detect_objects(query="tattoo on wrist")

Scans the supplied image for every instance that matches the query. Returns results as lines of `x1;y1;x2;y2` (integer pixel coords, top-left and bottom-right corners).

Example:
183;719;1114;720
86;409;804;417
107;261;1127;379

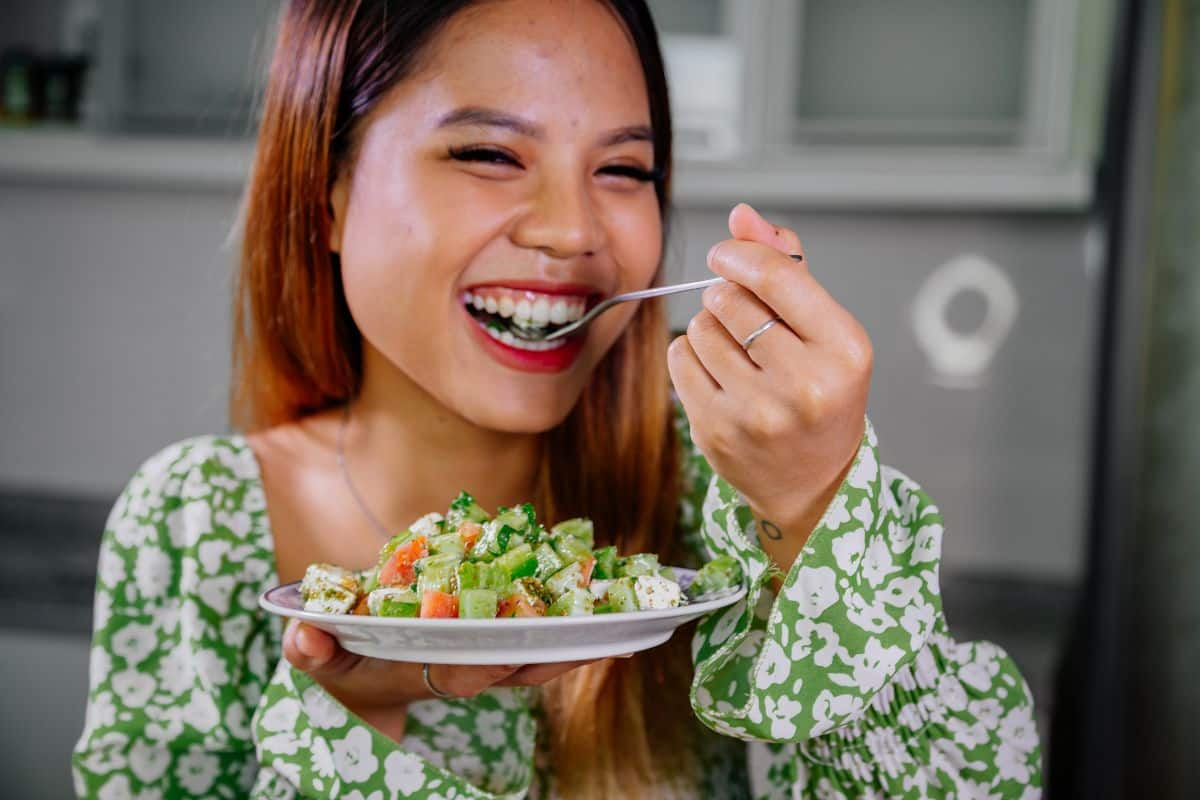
760;519;783;541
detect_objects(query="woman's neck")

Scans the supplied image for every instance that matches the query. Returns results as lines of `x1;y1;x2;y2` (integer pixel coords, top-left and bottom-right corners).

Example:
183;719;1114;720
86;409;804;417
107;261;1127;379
346;346;544;528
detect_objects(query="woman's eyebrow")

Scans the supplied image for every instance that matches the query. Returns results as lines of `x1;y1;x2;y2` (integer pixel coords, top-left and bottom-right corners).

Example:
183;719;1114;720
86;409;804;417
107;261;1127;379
436;106;653;147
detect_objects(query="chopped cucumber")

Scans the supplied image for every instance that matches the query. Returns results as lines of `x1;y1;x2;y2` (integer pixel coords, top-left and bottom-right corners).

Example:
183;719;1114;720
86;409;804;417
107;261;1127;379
494;542;538;581
428;532;466;558
458;588;499;619
606;577;638;612
446;491;490;529
545;560;586;599
616;552;659;578
415;553;461;595
547;588;594;616
534;542;565;580
494;505;532;532
456;561;508;592
471;518;512;559
591;545;618;579
370;588;420;617
686;555;743;599
551;532;593;565
550;517;594;548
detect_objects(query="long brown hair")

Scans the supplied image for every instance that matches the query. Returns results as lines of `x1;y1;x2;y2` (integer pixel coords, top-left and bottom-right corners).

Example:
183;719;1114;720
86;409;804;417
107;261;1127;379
233;1;696;796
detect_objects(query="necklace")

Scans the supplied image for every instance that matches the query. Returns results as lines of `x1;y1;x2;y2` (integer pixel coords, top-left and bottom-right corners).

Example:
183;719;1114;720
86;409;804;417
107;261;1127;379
336;403;393;539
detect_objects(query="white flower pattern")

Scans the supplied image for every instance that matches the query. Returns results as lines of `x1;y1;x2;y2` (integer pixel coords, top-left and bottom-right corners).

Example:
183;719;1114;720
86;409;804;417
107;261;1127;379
72;421;1041;799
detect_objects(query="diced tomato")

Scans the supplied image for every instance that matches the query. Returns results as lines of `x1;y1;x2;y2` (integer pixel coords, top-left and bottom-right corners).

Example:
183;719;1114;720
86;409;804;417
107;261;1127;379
378;536;428;587
579;557;596;587
458;521;483;552
420;589;459;618
351;595;370;616
497;595;547;618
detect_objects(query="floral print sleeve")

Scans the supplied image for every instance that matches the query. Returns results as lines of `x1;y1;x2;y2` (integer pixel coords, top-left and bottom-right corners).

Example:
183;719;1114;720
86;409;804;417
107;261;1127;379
677;412;1044;798
72;437;280;798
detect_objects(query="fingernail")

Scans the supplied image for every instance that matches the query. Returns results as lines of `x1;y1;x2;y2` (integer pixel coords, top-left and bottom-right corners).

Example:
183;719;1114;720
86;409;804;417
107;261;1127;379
707;243;722;264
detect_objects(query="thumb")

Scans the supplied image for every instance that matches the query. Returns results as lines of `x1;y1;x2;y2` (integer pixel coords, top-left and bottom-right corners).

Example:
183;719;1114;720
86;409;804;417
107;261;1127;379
283;621;340;673
728;202;803;257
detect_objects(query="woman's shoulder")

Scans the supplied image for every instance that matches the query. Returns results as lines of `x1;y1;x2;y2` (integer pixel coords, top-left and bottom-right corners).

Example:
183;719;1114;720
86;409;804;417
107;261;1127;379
128;433;260;488
105;433;270;561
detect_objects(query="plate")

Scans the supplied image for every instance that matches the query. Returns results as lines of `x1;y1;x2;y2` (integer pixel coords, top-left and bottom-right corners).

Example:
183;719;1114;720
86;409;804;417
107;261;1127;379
259;568;746;664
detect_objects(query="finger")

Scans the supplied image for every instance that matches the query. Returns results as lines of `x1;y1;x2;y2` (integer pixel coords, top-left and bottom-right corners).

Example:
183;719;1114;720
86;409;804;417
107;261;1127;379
707;240;857;345
684;309;759;387
701;280;801;369
283;621;363;682
728;202;803;257
667;333;720;414
428;663;522;698
283;621;337;671
495;659;596;686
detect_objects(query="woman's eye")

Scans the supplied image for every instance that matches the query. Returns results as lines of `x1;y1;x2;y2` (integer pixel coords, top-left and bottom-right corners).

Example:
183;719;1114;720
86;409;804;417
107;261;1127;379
448;147;522;168
597;164;660;183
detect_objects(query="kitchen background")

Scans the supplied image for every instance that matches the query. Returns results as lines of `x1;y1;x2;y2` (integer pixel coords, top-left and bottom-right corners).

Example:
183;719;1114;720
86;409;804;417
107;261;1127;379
0;0;1192;798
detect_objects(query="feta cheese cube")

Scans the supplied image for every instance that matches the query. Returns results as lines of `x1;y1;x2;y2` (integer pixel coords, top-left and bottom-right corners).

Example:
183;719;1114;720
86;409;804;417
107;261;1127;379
408;512;444;539
633;574;683;610
300;563;360;615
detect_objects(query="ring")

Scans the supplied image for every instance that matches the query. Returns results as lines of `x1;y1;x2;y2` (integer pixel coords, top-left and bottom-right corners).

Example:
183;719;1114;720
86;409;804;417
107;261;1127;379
741;316;783;351
422;662;452;699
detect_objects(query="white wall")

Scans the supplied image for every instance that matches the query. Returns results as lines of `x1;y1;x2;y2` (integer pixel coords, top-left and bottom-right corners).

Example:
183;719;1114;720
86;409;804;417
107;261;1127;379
0;182;237;494
0;178;1097;579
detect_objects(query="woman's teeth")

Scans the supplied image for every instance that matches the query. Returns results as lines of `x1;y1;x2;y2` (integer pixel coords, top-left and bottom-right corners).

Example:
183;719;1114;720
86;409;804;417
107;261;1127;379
463;288;587;336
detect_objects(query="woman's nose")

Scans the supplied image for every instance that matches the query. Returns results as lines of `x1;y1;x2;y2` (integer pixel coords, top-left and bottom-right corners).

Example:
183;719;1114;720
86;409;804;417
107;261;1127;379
509;172;603;259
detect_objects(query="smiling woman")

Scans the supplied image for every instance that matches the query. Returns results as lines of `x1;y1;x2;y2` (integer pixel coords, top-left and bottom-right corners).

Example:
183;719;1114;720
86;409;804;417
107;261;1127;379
71;1;1042;799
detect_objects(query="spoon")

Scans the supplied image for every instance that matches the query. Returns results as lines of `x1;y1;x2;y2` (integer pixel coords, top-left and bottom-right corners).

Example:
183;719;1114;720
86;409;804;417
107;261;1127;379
528;253;802;342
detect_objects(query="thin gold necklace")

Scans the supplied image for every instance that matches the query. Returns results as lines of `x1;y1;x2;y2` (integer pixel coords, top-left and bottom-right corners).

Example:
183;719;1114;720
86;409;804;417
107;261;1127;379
335;403;393;539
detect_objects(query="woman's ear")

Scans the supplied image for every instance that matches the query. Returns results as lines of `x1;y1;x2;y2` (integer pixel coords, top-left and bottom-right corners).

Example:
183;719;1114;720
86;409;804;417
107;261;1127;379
329;174;349;254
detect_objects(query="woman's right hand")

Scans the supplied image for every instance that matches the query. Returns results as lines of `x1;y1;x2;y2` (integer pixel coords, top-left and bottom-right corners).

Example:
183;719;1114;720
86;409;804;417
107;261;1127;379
283;621;603;741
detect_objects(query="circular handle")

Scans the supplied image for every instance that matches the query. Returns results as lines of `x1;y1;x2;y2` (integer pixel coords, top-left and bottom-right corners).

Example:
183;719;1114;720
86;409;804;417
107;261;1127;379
911;255;1019;387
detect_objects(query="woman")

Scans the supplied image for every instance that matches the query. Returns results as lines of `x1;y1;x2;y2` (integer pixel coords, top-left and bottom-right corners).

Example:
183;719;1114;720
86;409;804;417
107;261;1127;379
72;1;1042;797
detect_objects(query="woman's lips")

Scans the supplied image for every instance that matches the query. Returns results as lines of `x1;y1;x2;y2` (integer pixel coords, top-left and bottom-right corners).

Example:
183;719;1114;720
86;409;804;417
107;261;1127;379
462;306;585;373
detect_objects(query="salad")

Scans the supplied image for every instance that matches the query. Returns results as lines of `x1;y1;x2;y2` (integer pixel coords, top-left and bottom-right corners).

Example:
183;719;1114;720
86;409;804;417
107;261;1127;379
299;491;742;619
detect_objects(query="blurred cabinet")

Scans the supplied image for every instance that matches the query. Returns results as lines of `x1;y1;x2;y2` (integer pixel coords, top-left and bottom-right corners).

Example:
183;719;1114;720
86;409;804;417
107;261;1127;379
5;0;1114;209
649;0;1115;207
93;0;280;135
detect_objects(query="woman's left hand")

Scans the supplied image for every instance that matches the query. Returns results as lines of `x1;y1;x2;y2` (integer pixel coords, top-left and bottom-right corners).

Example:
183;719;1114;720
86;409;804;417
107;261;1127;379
668;203;872;568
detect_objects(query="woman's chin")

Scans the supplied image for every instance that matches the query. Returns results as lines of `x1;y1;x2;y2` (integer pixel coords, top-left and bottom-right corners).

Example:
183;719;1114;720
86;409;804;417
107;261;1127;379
461;392;580;436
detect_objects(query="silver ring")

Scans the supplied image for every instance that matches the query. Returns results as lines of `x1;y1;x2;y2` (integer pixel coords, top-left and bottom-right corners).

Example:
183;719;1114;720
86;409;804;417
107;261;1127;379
741;316;782;351
422;662;452;699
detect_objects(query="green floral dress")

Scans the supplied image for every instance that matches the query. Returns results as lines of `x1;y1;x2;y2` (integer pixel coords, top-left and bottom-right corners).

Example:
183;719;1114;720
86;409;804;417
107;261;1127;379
73;418;1042;799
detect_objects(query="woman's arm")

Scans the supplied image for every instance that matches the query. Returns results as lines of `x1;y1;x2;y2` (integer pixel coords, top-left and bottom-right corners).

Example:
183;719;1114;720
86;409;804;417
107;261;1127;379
72;438;279;798
677;417;1043;797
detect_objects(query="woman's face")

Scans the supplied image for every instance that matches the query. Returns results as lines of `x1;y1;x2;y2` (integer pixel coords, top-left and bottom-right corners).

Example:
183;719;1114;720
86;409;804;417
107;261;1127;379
331;0;663;433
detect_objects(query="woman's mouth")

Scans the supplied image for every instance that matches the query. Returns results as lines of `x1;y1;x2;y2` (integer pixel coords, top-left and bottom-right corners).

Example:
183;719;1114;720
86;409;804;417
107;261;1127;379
461;286;591;350
461;284;594;372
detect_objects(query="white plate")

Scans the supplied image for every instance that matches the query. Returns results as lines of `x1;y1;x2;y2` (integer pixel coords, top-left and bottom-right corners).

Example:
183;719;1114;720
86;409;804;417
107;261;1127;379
259;568;745;664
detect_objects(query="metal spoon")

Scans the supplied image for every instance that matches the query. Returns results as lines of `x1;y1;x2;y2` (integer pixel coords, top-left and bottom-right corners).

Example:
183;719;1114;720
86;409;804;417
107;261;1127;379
525;253;802;342
523;276;724;342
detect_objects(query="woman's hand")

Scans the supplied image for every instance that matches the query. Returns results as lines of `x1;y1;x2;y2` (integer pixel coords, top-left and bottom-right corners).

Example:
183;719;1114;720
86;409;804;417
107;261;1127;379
667;203;872;571
284;622;602;742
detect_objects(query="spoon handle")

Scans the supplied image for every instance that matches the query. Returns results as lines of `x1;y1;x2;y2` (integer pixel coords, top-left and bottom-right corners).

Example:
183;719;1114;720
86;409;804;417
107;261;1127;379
542;277;725;341
610;276;725;303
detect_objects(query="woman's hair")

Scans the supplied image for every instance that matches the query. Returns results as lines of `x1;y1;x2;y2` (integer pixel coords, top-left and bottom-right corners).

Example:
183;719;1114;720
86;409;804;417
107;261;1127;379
233;1;696;796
